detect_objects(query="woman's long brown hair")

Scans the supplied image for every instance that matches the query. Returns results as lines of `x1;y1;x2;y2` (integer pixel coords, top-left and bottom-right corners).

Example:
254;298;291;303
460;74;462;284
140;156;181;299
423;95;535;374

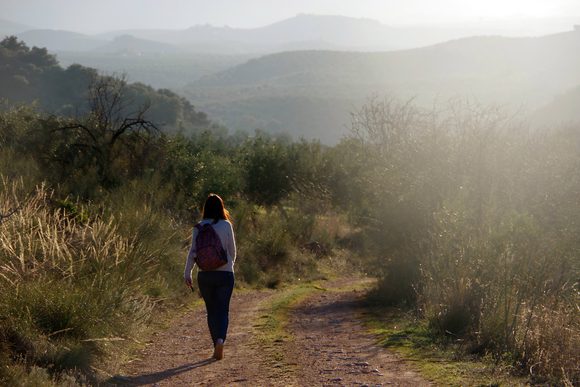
202;193;232;224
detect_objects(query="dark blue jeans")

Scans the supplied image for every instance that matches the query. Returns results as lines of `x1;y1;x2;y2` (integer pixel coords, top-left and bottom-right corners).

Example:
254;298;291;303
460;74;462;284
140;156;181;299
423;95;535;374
197;271;234;345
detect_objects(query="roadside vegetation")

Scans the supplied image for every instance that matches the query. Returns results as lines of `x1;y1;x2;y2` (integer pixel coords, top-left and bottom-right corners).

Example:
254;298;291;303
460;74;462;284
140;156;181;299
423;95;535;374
0;37;578;385
352;98;579;385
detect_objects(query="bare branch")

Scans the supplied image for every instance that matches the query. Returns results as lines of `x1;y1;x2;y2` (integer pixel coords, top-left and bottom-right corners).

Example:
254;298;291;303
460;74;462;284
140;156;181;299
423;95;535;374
53;123;98;145
0;207;19;224
0;189;34;225
110;117;158;146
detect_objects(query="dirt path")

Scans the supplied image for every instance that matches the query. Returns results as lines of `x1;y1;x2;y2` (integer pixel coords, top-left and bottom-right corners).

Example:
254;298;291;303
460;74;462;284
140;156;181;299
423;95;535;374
110;290;279;386
110;278;430;386
285;279;429;386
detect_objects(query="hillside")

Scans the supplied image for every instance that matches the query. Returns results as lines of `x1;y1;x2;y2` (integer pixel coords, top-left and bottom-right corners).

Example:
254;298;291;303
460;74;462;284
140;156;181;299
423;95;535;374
17;29;106;51
183;28;580;143
196;31;580;89
56;51;252;89
0;37;211;135
532;84;580;126
93;34;178;54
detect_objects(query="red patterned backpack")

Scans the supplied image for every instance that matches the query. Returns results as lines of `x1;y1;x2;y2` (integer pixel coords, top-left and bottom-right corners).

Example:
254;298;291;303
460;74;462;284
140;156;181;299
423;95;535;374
194;223;228;270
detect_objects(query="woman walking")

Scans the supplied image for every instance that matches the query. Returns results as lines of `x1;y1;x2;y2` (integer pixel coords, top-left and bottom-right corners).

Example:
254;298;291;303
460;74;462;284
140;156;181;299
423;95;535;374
184;193;236;360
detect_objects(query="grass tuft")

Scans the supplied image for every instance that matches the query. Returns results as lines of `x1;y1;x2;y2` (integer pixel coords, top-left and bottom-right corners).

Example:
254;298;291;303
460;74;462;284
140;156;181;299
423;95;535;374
364;304;528;386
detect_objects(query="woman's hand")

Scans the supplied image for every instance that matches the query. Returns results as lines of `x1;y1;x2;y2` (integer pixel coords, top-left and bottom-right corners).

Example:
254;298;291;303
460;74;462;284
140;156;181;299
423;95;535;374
185;277;193;288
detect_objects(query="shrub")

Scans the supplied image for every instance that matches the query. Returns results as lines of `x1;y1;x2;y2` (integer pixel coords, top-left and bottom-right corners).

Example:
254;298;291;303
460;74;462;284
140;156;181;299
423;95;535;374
230;201;323;287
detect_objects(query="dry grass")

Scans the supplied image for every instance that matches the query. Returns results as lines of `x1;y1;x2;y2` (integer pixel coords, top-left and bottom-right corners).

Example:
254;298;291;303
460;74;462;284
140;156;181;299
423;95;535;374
521;304;580;384
0;177;183;385
348;99;580;384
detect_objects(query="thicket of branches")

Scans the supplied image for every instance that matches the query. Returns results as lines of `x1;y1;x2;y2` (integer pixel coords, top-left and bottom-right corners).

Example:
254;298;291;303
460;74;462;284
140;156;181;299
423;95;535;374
347;97;579;384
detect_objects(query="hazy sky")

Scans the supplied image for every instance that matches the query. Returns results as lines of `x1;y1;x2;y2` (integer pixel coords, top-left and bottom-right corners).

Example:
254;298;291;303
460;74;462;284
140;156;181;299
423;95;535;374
2;0;580;33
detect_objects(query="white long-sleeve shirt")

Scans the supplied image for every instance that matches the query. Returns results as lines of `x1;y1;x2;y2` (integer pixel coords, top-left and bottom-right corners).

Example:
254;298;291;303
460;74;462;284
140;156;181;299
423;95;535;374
184;219;236;280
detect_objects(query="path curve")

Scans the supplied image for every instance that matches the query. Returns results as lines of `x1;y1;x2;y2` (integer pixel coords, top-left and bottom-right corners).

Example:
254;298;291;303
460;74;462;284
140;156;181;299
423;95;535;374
110;278;430;386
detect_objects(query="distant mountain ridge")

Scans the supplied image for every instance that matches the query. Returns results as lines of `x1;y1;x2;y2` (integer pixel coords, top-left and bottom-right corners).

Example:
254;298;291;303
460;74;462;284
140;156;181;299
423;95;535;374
8;14;400;54
195;28;580;94
12;14;580;55
96;14;399;52
184;28;580;143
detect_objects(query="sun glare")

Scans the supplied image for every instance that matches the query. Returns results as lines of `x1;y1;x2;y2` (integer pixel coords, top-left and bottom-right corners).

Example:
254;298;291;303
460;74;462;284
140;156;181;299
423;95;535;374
451;0;560;20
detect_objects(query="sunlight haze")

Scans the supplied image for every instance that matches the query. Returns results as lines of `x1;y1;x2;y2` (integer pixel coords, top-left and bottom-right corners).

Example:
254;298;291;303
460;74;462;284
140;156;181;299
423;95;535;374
1;0;579;33
1;0;580;384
